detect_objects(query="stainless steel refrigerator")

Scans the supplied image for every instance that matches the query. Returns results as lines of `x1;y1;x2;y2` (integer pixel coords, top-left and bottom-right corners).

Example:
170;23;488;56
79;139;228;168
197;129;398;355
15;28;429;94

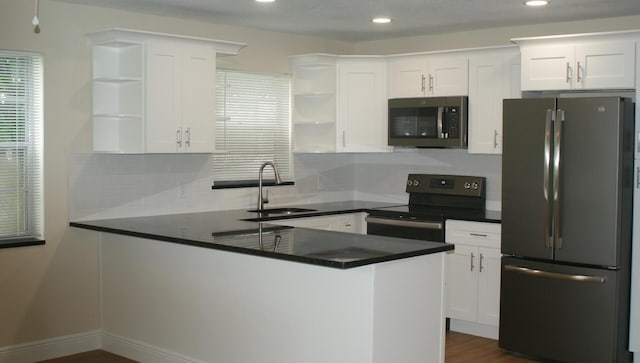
500;97;634;363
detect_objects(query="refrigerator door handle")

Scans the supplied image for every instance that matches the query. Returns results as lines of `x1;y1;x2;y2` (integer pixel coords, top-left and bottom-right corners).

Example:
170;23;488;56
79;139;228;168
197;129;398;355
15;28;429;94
544;109;553;249
504;265;606;284
437;106;444;139
553;109;564;250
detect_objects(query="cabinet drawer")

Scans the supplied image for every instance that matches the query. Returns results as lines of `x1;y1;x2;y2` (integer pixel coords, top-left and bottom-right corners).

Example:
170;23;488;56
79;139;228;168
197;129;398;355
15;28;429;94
446;220;501;248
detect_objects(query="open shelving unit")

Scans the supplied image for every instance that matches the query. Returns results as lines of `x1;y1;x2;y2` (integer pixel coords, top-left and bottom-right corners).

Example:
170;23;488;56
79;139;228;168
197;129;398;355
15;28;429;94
290;55;337;153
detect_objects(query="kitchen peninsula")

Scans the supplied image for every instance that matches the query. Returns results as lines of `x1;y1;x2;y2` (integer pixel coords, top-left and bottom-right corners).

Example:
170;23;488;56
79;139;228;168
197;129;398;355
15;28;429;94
70;201;453;363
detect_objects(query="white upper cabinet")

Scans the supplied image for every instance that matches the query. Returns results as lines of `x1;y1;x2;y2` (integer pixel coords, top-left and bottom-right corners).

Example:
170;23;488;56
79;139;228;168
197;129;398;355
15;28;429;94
337;58;389;152
468;48;521;154
387;55;468;98
290;55;390;153
145;40;216;153
89;29;245;153
515;32;636;91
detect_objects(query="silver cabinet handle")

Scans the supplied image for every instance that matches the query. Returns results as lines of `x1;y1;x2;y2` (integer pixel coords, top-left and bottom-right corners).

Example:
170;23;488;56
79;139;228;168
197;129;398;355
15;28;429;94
185;127;191;147
421;74;426;93
636;166;640;189
637;131;640;154
493;130;499;148
565;61;571;83
428;74;434;92
342;130;346;148
470;233;488;237
504;265;605;284
176;127;182;147
576;61;582;83
479;253;484;272
470;252;475;271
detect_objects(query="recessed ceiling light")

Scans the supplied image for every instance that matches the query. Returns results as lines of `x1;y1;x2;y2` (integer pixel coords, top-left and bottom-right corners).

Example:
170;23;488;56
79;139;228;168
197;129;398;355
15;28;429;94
372;17;391;24
524;0;549;6
256;0;275;3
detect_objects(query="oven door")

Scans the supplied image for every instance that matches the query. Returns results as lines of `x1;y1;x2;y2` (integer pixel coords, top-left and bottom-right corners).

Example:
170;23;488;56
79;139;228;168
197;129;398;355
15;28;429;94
365;215;445;242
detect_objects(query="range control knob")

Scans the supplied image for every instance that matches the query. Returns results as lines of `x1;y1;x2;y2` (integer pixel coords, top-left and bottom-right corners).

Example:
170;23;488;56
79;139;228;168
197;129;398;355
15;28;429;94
413;179;420;187
407;179;413;186
472;182;479;190
464;182;471;189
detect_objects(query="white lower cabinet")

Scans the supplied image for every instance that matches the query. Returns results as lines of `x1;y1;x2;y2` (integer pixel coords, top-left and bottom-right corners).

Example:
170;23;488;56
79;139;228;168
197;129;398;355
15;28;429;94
445;219;501;339
271;213;366;234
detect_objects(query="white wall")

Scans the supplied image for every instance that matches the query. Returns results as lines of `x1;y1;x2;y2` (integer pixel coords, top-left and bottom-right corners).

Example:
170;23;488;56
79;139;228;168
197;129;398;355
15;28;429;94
1;0;639;351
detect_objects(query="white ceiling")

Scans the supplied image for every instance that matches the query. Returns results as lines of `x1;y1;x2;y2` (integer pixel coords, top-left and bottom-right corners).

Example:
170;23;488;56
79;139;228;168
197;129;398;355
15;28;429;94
56;0;640;42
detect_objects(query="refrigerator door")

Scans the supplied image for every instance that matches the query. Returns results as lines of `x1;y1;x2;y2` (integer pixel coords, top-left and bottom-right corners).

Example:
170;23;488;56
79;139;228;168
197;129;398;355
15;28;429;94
499;257;627;363
502;98;556;259
554;97;627;267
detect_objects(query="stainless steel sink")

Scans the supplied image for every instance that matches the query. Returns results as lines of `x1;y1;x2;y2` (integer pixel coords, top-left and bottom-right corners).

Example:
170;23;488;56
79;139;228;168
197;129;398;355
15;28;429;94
246;207;317;215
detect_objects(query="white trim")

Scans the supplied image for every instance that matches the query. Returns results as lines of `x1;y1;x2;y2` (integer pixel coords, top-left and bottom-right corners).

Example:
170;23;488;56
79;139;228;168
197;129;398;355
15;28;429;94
0;330;101;363
449;319;499;340
101;331;206;363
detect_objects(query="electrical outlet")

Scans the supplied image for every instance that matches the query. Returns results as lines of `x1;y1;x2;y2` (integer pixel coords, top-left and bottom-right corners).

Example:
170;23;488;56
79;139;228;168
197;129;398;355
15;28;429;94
178;182;187;199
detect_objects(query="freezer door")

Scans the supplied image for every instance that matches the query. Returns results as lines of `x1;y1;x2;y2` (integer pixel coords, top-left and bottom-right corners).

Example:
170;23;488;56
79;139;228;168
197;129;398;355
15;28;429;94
554;97;629;267
499;257;629;363
502;98;556;259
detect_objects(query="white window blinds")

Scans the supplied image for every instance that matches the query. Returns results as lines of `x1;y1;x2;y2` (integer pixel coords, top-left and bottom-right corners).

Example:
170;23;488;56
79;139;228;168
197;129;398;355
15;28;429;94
0;51;43;241
213;69;292;184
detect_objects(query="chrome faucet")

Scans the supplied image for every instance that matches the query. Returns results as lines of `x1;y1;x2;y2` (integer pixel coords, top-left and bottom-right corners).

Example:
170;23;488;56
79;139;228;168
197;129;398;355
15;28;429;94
257;161;283;211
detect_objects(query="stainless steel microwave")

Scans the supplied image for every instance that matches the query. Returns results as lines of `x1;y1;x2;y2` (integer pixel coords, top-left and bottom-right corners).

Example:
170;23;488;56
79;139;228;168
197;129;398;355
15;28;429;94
388;96;468;148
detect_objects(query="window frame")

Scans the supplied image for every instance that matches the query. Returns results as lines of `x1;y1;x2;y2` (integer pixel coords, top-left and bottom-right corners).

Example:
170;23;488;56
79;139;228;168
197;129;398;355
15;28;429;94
212;68;293;189
0;50;44;248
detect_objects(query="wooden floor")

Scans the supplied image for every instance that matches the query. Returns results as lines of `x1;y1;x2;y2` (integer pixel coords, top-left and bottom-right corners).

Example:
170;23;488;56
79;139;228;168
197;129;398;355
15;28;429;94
36;350;137;363
37;331;539;363
445;331;541;363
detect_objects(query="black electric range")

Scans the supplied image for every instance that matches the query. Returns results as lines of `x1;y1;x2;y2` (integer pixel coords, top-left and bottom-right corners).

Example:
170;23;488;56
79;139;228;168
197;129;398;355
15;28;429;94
366;174;486;242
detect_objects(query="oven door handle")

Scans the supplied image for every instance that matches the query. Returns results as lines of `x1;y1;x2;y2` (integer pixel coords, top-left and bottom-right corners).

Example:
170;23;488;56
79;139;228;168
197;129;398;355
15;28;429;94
365;216;443;230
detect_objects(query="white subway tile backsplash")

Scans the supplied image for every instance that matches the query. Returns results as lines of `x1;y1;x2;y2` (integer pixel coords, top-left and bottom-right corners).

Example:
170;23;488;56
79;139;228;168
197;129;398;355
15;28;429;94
68;148;503;220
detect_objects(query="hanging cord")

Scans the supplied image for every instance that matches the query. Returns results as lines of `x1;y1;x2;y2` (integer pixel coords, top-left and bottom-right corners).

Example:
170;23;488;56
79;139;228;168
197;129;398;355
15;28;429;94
32;0;40;34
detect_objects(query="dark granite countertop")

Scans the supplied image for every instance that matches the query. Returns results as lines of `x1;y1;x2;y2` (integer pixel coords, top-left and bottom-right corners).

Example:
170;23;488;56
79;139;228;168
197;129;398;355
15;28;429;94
69;200;504;269
70;201;455;269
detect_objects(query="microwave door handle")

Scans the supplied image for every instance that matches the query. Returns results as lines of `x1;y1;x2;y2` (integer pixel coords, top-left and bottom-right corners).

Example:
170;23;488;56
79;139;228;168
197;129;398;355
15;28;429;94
437;106;444;139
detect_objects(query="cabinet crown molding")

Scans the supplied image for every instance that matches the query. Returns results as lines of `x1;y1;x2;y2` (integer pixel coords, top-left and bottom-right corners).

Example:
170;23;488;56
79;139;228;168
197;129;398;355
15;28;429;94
511;29;640;45
88;28;246;55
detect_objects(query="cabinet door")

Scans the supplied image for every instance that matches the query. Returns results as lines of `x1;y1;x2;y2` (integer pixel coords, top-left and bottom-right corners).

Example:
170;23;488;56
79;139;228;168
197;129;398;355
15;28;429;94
386;57;428;98
446;245;478;321
476;247;500;326
181;45;216;153
468;55;502;154
429;56;468;96
468;52;520;154
146;40;182;153
520;45;574;91
575;41;635;90
337;59;388;153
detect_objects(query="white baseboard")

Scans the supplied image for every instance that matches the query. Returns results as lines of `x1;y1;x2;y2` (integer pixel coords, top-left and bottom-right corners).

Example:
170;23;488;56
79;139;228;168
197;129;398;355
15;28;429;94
101;331;206;363
449;319;499;340
0;330;101;363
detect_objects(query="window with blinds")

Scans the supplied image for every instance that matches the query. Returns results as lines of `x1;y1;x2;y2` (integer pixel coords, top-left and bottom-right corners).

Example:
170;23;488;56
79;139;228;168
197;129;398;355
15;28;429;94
213;69;292;186
0;51;43;244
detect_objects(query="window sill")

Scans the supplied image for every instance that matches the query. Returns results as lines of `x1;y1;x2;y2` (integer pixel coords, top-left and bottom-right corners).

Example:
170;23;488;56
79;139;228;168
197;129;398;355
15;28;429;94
211;181;295;190
0;237;46;249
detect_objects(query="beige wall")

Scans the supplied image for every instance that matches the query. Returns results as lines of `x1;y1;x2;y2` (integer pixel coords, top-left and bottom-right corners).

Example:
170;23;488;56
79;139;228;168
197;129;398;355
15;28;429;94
0;0;351;347
0;0;638;348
